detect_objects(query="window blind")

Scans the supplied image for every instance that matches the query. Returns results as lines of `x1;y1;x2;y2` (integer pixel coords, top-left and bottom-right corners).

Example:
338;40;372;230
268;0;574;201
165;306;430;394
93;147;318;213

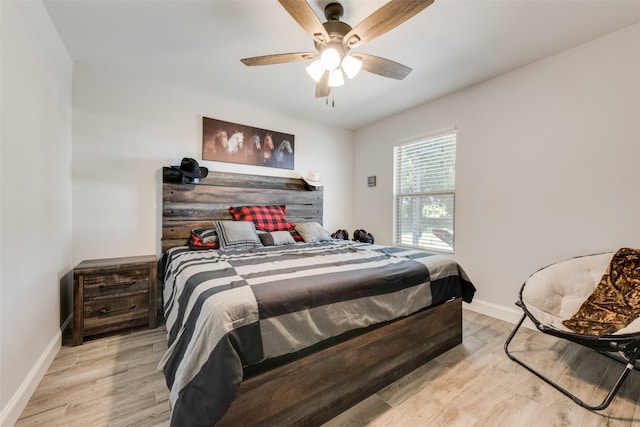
394;131;456;252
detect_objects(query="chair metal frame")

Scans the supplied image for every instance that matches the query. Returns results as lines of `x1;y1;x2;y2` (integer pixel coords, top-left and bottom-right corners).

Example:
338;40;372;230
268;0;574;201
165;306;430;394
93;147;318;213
505;292;640;411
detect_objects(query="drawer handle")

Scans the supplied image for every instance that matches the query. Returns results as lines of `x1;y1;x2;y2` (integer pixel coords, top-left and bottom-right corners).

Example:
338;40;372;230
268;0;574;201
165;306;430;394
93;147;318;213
99;304;137;315
99;280;136;289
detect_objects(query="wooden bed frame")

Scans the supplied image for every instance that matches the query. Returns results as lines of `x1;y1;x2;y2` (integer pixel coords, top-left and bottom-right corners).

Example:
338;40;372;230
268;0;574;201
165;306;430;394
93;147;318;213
161;168;463;426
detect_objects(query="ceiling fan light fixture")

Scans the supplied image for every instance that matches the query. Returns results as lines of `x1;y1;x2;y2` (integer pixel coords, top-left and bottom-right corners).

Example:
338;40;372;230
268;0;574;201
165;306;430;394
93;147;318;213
341;54;362;79
320;47;341;70
306;59;325;82
328;68;344;87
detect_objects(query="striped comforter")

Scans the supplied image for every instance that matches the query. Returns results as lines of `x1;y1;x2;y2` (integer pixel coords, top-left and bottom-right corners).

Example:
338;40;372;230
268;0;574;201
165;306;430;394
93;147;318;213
158;241;475;427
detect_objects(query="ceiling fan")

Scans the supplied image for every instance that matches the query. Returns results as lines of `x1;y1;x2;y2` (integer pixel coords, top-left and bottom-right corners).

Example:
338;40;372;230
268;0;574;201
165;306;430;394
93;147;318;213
241;0;434;98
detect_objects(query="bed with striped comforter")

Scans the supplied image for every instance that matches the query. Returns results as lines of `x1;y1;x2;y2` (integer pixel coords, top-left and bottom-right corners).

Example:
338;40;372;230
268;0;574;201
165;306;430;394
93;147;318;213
158;240;475;427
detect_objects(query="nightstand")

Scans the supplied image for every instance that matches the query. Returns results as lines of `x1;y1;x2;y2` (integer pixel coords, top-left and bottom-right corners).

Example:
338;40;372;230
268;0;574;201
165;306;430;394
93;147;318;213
73;255;157;345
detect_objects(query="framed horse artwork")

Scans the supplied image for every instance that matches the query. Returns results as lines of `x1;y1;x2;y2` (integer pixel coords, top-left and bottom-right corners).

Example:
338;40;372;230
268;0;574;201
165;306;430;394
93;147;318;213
202;117;295;170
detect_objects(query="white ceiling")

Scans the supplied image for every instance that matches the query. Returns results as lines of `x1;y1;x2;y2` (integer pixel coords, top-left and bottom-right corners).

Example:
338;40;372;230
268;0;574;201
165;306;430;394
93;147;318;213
44;0;640;131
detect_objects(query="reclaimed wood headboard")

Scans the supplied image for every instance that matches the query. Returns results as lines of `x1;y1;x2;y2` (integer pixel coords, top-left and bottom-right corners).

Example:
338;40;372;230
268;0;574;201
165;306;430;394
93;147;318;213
161;167;323;251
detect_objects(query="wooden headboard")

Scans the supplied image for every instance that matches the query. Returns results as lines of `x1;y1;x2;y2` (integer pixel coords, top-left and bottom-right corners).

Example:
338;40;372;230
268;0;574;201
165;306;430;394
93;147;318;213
161;168;323;251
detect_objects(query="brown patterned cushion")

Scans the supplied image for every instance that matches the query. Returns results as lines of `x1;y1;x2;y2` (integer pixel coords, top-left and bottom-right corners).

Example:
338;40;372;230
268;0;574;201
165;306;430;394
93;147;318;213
562;248;640;335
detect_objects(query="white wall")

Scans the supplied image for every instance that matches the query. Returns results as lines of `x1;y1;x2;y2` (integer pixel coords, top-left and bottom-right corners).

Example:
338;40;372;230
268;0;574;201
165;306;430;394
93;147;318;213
71;64;355;264
0;1;73;425
354;23;640;319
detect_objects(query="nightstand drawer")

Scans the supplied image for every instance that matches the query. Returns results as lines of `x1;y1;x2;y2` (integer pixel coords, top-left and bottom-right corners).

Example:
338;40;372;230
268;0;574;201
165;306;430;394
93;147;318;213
83;292;150;329
83;268;151;299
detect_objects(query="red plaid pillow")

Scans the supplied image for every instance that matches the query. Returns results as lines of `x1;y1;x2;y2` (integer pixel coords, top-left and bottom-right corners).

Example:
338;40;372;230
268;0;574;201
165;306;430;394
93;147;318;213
229;205;293;232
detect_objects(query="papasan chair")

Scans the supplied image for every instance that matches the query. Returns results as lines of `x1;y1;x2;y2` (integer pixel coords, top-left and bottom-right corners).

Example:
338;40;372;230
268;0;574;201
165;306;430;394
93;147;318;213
504;248;640;410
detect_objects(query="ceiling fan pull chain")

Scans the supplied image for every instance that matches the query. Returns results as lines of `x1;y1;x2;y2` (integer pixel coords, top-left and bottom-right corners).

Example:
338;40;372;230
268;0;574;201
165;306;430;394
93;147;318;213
324;92;335;108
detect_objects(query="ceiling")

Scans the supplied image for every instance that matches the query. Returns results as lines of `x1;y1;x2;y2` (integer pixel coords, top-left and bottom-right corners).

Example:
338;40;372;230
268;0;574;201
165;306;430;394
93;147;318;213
44;0;640;131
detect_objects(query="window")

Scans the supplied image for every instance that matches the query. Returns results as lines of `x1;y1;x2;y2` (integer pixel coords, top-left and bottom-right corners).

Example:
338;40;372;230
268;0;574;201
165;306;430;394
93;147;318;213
394;130;456;252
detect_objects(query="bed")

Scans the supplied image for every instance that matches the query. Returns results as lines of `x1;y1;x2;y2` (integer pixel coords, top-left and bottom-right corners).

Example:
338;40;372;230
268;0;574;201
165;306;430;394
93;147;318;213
159;168;475;426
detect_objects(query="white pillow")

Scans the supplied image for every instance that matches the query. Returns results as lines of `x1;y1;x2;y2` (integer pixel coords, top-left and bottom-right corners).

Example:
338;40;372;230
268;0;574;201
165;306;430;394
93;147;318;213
214;221;263;250
294;222;332;243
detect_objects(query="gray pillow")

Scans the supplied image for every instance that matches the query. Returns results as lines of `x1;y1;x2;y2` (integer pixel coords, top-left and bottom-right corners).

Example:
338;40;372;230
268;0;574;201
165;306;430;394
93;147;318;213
294;222;332;243
214;221;263;250
259;230;296;246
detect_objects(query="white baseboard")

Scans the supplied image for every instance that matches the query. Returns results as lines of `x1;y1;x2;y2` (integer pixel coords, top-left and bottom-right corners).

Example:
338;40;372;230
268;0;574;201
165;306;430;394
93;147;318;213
464;298;536;330
0;316;70;427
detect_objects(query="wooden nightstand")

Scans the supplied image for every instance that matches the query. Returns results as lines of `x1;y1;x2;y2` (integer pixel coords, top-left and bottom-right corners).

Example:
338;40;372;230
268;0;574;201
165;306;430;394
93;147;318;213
73;255;157;345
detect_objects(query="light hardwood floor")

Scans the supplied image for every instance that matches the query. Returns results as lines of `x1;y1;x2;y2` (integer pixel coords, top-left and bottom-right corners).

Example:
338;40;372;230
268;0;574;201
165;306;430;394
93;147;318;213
16;310;639;426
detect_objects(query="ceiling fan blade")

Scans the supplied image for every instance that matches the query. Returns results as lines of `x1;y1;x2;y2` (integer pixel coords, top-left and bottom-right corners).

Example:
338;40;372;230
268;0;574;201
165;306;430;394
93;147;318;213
354;53;412;80
315;72;330;98
278;0;330;44
241;52;317;66
343;0;434;48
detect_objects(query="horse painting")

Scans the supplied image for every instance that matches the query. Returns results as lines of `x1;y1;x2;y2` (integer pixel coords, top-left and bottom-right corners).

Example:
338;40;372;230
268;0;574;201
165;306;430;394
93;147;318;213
202;117;294;169
227;131;244;154
245;133;261;161
216;129;228;150
261;133;274;165
202;129;227;159
274;139;294;169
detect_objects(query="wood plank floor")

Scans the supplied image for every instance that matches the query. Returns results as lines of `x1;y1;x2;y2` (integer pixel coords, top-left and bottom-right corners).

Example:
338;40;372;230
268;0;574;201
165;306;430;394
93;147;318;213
16;310;639;426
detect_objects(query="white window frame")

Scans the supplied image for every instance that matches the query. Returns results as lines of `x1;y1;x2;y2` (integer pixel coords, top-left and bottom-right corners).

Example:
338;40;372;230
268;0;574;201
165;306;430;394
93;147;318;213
393;130;457;253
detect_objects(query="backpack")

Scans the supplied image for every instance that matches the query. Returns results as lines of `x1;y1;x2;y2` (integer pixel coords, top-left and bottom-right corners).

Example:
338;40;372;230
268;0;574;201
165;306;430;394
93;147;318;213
353;229;375;244
331;229;349;240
